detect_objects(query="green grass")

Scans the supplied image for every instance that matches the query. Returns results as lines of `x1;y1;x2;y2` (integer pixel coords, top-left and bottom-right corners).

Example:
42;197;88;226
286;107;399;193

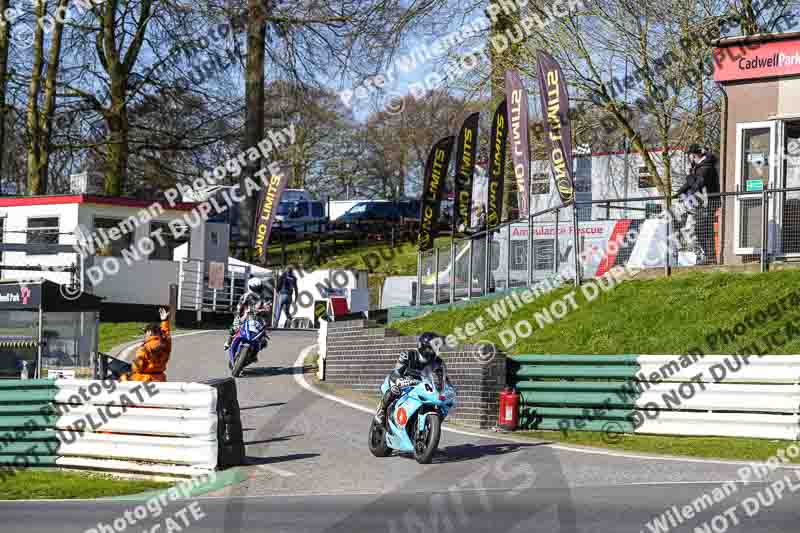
317;240;438;308
0;470;170;500
304;349;319;371
517;430;800;462
318;240;424;275
98;322;148;353
266;237;423;272
394;270;800;355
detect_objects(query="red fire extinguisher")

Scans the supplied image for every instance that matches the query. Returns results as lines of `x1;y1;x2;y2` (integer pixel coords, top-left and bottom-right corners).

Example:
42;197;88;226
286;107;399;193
498;386;519;431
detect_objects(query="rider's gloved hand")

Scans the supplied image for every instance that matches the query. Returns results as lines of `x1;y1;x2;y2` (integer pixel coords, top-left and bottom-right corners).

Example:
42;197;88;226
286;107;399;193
399;378;418;389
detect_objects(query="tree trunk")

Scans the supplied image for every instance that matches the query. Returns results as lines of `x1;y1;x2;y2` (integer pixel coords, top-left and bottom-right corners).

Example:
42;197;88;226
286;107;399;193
40;0;70;190
0;0;10;184
104;108;129;196
26;0;47;194
104;57;129;195
239;0;269;258
26;0;70;194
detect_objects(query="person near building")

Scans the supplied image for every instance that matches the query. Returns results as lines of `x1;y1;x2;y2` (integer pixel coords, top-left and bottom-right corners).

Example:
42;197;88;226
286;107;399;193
676;144;721;265
274;267;298;327
121;307;171;382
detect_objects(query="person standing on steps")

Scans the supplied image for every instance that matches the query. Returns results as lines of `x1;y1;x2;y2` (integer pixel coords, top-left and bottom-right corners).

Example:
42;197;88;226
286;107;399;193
676;144;721;265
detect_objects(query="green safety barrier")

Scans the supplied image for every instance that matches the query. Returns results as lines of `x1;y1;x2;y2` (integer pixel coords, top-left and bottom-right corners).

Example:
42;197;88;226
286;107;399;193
508;355;642;433
0;379;60;476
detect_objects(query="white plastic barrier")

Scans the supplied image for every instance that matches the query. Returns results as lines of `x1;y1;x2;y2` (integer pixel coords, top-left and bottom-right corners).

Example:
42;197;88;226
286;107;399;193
632;355;800;440
52;379;219;474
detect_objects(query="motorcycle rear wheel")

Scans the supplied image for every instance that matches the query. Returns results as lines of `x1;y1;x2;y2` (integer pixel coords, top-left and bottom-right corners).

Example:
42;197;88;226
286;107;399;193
368;419;391;457
413;414;441;464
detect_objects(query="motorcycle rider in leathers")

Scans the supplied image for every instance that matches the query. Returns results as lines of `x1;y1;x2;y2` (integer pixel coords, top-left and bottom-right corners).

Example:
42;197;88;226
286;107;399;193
374;332;443;425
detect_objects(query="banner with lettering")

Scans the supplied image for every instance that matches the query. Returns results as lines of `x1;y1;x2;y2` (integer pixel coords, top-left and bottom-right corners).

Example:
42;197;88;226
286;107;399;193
505;70;531;218
536;50;575;205
418;136;455;252
487;100;508;229
252;164;291;263
453;113;479;234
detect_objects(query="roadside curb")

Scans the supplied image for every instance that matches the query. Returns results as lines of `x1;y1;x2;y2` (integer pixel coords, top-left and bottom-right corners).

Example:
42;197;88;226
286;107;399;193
103;468;249;502
293;343;800;469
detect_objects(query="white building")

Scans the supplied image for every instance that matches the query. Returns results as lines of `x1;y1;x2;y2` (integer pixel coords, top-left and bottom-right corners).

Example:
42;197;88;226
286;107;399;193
0;194;228;305
0;194;366;322
530;147;691;220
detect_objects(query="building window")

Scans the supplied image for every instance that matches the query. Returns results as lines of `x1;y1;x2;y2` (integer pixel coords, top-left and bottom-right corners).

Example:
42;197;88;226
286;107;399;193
26;217;59;254
532;173;550;195
509;240;528;271
149;222;190;261
93;218;133;257
534;240;554;271
638;166;656;189
575;157;592;221
575;157;592;193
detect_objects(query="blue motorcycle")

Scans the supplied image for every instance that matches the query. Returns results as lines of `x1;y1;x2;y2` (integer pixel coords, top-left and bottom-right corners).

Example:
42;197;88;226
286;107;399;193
368;360;456;464
229;305;270;377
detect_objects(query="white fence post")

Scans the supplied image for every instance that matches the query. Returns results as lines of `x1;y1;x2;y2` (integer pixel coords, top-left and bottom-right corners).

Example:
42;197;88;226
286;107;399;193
177;260;184;311
195;261;204;323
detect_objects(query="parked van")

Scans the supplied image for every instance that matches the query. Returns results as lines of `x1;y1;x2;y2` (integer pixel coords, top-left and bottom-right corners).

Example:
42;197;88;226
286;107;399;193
275;198;326;233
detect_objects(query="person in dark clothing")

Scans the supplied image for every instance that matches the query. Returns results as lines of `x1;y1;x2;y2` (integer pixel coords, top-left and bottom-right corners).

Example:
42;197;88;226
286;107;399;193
468;205;488;292
273;267;298;327
374;332;444;425
676;144;721;265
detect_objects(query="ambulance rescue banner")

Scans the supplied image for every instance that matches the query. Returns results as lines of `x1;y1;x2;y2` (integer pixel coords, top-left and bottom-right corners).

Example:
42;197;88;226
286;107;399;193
487;100;508;230
252;164;291;263
536;50;575;205
453;113;479;234
418;135;456;252
505;217;701;282
505;70;531;218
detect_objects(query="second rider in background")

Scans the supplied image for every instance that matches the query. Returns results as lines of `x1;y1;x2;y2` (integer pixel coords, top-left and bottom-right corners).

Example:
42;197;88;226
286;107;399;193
223;277;272;354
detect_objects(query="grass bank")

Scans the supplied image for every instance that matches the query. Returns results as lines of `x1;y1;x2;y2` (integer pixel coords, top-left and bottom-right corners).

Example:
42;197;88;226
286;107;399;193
0;470;169;500
394;271;800;355
518;431;800;462
99;322;148;353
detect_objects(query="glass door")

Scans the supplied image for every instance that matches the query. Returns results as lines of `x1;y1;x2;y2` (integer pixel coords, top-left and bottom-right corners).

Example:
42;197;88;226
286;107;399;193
776;121;800;256
735;122;776;254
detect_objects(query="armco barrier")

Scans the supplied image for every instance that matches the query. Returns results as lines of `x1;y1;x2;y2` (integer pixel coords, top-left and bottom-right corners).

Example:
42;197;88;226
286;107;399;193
0;377;244;477
508;354;800;440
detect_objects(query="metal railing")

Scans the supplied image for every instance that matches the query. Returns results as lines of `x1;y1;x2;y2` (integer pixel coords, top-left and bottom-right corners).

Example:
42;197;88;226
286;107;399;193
177;259;279;320
416;186;800;306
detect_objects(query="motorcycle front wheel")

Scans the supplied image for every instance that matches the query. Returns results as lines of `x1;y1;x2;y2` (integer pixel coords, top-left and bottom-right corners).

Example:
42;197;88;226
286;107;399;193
368;419;391;457
231;347;251;378
413;414;441;464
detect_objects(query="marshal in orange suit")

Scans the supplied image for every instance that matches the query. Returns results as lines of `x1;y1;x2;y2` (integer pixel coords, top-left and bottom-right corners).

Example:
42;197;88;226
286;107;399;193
121;307;172;382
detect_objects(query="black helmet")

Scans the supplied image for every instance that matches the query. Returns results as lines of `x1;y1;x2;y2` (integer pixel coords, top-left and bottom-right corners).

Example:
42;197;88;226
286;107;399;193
687;143;704;156
417;332;440;364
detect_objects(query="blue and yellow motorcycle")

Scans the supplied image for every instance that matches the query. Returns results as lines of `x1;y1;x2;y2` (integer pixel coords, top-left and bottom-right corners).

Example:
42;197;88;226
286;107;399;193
368;360;456;464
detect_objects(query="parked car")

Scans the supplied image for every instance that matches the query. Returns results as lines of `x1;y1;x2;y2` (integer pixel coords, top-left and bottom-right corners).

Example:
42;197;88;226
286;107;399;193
275;199;326;234
332;201;405;233
397;199;421;220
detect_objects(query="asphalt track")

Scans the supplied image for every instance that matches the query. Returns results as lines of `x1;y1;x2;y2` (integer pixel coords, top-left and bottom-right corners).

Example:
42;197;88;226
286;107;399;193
1;330;799;533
